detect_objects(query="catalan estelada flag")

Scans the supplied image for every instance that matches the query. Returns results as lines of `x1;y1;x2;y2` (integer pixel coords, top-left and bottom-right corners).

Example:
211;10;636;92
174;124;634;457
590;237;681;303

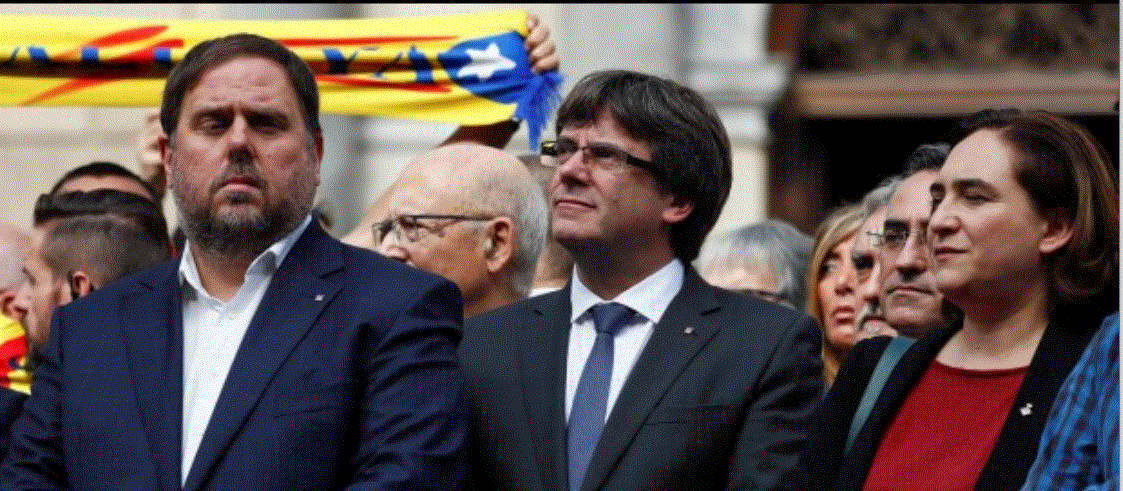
0;9;562;147
0;314;30;395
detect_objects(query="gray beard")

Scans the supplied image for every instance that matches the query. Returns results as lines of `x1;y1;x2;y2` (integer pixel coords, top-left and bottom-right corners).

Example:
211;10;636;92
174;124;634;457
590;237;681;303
168;143;318;261
178;196;298;260
173;177;313;261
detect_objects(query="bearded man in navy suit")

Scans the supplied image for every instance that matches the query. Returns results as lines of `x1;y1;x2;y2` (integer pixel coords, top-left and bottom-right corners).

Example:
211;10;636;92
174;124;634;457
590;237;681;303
1;33;467;491
460;70;823;491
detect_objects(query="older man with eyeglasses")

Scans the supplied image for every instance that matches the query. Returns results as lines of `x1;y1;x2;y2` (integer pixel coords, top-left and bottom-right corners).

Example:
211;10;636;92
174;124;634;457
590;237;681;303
372;142;548;318
851;176;901;342
876;142;954;338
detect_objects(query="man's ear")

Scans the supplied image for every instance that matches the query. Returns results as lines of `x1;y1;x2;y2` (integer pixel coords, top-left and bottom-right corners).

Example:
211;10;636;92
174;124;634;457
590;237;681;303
311;134;324;187
483;217;515;274
67;271;95;301
158;133;174;190
1038;210;1074;255
662;195;694;225
0;290;17;320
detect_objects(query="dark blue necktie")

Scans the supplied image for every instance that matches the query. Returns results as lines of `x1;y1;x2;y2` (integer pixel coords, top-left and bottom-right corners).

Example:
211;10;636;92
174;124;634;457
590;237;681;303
567;302;634;491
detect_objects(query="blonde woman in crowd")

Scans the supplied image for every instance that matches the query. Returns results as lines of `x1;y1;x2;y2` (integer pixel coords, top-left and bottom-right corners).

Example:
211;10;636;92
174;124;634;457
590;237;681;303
805;204;865;386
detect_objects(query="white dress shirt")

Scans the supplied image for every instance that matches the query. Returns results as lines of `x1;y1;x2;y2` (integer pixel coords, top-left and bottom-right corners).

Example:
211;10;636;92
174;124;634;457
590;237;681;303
530;285;563;297
565;258;684;422
179;215;311;484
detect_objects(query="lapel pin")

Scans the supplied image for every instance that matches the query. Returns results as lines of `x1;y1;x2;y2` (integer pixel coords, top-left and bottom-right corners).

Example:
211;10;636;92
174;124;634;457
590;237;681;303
683;326;695;335
1019;402;1033;416
313;294;325;302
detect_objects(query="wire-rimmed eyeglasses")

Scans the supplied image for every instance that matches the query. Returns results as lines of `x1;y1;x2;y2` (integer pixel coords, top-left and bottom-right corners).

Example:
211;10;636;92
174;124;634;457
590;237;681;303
373;214;494;244
866;223;925;252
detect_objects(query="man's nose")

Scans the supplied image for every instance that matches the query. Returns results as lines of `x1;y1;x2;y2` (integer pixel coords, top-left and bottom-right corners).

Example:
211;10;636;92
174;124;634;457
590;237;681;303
377;231;409;262
10;285;30;326
895;228;928;276
858;266;882;302
553;142;592;187
224;117;256;163
227;116;250;146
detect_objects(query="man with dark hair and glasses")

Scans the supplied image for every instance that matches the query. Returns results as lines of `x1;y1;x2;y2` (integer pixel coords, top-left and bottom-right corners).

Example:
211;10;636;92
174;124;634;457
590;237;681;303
459;69;822;491
371;142;547;318
875;142;954;338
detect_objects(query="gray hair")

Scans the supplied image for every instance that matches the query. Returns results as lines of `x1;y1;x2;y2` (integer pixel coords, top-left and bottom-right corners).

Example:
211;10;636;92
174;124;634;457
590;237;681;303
470;164;548;297
697;219;814;309
861;175;902;222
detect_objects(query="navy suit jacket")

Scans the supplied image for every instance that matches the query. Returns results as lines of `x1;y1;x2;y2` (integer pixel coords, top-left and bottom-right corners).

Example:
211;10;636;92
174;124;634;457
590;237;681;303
460;267;823;491
0;223;468;491
0;387;24;458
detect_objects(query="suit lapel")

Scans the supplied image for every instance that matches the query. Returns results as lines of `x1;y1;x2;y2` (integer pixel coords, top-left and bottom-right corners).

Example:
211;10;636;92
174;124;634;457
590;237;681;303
519;288;571;491
122;261;185;491
976;312;1097;490
580;269;721;491
836;326;954;491
182;225;344;491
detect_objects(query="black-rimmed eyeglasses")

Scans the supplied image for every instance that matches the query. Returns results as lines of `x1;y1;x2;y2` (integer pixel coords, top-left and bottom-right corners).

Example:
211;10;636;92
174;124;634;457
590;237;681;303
373;214;494;244
539;138;657;174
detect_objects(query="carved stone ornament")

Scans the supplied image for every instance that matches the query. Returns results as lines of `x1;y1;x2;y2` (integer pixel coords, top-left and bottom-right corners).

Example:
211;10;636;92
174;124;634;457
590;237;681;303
800;4;1118;73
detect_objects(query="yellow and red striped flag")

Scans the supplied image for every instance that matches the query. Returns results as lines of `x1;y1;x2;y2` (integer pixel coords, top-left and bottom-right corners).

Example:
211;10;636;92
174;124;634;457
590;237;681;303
0;9;562;146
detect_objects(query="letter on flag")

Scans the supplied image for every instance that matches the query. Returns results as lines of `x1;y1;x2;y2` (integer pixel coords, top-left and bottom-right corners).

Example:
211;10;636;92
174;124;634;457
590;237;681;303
0;9;563;146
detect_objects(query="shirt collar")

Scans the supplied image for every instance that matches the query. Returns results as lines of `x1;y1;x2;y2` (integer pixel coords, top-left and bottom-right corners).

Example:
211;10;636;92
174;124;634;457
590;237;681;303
569;258;684;325
178;214;313;294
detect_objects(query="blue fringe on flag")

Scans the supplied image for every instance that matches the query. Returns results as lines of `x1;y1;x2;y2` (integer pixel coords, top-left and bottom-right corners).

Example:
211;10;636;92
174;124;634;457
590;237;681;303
513;69;563;151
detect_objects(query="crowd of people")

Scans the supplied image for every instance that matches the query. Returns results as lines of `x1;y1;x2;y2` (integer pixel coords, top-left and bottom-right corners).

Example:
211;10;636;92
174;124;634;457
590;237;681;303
0;13;1117;491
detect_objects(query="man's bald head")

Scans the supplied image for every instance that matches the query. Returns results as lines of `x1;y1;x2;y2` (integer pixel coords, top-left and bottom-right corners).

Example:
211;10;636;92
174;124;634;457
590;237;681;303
375;143;547;316
0;224;30;292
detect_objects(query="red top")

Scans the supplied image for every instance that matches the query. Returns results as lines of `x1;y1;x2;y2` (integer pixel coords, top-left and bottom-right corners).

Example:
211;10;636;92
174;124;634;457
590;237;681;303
862;360;1028;491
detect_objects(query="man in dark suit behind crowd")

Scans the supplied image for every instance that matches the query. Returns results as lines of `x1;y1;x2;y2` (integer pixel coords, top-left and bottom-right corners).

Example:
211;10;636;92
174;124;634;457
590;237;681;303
1;33;466;491
459;70;823;491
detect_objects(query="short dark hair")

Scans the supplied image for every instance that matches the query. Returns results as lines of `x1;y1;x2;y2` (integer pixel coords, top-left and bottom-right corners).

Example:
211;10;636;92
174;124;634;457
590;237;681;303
35;190;170;250
49;161;158;202
160;33;321;139
950;108;1118;304
37;190;171;285
902;142;950;176
554;70;732;261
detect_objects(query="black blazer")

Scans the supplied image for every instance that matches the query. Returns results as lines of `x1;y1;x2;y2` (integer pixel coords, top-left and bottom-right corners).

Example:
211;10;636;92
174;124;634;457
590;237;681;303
460;267;824;491
797;310;1099;491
